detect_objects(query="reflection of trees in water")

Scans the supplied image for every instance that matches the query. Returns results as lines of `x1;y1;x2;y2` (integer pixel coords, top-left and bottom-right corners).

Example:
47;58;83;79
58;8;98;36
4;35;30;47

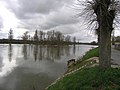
33;45;38;61
45;46;70;61
39;45;71;61
38;45;42;60
28;44;31;56
22;44;33;60
46;46;61;61
73;45;76;55
22;45;72;61
22;44;28;60
64;45;70;56
8;44;13;62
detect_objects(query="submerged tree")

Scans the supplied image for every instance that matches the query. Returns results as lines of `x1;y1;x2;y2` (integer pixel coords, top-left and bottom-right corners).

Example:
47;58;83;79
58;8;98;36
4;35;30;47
76;0;120;69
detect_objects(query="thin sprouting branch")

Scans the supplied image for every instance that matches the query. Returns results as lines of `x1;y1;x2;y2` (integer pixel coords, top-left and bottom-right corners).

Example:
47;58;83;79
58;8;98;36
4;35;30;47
74;0;120;33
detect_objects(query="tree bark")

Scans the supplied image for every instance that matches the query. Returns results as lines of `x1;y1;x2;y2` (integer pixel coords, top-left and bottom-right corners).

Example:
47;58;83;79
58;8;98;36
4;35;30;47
99;27;111;69
98;0;113;69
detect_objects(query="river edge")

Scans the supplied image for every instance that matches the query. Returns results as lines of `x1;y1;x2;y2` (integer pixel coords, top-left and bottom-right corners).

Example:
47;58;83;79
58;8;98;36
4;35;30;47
46;47;120;90
46;47;99;89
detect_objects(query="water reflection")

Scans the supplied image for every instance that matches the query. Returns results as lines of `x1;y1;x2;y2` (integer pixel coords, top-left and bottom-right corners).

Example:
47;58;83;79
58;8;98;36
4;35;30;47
73;44;76;55
8;44;13;62
22;45;71;61
22;44;28;60
0;45;17;77
39;45;44;61
0;44;96;90
34;45;38;61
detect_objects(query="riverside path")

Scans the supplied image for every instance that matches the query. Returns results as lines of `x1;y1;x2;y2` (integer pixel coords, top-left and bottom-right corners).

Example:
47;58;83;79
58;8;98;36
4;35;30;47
111;47;120;65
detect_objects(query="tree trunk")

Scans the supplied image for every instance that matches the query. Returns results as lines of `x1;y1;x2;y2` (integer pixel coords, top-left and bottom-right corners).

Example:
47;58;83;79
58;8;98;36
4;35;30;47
99;27;111;69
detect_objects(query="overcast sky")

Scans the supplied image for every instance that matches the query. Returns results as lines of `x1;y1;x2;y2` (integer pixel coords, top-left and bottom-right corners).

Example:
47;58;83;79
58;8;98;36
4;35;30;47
0;0;120;42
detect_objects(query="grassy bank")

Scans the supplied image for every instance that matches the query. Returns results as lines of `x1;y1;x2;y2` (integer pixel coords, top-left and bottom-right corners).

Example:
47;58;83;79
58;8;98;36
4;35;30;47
67;47;99;72
47;67;120;90
47;47;120;90
81;47;99;61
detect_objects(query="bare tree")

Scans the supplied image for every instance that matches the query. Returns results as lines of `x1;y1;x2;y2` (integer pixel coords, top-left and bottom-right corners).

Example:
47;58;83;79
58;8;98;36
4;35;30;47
39;31;43;41
76;0;120;69
8;28;13;40
47;31;52;41
22;31;29;41
34;30;39;42
73;36;76;44
65;35;71;42
55;31;63;42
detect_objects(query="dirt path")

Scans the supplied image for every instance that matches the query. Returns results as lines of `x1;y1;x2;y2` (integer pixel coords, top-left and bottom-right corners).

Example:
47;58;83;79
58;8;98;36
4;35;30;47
111;47;120;65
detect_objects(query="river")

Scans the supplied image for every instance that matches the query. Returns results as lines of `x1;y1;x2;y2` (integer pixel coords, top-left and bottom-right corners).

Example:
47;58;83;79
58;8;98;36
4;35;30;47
0;44;96;90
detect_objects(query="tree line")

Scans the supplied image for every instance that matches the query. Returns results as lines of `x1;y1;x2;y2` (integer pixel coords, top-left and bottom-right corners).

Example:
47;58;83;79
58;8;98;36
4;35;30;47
7;29;77;45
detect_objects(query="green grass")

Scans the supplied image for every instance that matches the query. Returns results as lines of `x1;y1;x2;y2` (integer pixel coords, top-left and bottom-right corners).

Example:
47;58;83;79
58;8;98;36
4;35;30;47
81;47;99;61
47;47;120;90
47;67;120;90
67;47;99;72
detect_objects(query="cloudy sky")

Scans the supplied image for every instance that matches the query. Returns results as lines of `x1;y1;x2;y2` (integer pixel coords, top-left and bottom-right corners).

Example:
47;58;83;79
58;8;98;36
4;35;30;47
0;0;119;42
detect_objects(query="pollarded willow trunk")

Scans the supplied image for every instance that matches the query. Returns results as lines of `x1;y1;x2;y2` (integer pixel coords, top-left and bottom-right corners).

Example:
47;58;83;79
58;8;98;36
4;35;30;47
78;0;116;69
94;0;115;69
99;27;111;69
96;29;100;44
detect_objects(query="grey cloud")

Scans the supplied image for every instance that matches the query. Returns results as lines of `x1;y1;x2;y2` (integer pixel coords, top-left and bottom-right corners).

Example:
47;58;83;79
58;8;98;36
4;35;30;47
5;0;92;41
80;36;97;42
6;0;73;19
0;0;97;42
0;32;7;39
49;10;78;25
0;16;3;29
5;0;77;31
40;6;79;30
56;24;79;34
70;31;97;42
